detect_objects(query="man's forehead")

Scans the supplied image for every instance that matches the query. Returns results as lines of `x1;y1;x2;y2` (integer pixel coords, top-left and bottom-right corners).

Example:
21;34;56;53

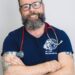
19;0;42;4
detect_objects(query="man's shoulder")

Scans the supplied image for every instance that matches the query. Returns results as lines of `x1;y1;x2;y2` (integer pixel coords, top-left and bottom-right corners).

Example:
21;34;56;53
8;26;24;36
48;25;65;34
49;25;70;41
47;24;68;39
5;26;24;39
45;22;65;34
10;26;24;34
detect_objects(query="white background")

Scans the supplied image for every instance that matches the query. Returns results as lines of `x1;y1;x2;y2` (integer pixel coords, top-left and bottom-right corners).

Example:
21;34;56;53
0;0;75;75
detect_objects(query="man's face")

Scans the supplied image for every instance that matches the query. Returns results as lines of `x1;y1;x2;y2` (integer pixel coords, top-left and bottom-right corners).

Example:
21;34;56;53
19;0;45;30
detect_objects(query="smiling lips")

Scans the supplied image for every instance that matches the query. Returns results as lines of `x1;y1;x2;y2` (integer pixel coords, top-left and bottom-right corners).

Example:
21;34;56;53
28;14;38;21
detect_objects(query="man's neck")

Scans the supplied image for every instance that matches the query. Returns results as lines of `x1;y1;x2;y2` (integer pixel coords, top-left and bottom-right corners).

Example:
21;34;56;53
26;24;45;38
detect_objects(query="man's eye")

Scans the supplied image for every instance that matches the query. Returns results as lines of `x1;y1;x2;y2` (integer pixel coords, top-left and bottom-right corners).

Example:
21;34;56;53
33;2;40;7
23;5;29;9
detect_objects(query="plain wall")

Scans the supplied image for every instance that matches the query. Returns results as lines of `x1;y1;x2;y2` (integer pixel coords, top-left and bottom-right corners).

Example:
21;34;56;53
0;0;75;75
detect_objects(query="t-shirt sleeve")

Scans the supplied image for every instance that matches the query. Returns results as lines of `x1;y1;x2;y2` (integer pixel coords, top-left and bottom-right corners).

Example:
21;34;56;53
58;30;73;54
1;32;19;56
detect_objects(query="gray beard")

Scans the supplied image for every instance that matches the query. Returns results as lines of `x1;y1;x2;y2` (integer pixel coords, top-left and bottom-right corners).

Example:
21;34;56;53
22;13;45;30
24;19;44;30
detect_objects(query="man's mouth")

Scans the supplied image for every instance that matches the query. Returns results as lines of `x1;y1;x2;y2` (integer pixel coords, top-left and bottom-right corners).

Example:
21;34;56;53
28;14;39;21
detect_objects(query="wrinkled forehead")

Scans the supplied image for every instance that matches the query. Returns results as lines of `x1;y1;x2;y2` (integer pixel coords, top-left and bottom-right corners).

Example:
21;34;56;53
18;0;42;5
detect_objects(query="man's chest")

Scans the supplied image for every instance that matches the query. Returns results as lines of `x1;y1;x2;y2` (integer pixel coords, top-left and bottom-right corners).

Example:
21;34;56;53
21;36;59;65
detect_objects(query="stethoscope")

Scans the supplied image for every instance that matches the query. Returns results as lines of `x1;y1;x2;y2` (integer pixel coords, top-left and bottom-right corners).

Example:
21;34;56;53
16;22;63;58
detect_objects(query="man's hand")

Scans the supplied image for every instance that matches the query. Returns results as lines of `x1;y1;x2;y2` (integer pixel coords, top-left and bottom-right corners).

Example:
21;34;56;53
3;53;24;66
46;60;61;73
45;52;74;75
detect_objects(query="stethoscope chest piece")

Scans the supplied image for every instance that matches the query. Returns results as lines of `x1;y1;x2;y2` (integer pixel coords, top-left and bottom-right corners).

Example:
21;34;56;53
16;51;24;58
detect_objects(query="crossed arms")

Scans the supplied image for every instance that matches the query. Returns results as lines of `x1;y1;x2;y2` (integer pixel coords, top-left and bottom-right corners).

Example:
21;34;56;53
2;52;74;75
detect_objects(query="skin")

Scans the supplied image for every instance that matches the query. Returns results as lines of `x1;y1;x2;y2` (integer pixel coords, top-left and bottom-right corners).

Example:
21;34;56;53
3;0;74;75
3;54;61;75
46;52;74;75
20;0;45;37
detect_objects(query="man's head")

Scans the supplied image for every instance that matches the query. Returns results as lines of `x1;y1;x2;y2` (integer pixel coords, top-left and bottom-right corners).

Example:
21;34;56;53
18;0;45;30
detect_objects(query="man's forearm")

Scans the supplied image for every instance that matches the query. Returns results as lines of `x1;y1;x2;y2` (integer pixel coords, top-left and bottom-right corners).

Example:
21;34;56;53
45;67;74;75
4;60;61;75
3;53;61;75
21;62;50;75
4;62;50;75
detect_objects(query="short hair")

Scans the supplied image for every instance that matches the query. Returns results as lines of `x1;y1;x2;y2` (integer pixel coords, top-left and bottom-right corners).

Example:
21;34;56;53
18;0;20;6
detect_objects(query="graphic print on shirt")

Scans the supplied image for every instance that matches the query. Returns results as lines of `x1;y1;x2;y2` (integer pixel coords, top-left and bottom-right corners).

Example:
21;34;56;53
43;38;63;55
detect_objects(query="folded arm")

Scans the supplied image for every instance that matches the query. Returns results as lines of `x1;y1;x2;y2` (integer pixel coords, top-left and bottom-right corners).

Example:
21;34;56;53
46;52;74;75
2;53;61;75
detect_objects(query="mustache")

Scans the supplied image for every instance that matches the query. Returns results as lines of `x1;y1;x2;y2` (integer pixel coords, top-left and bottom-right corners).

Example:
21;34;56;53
25;13;43;20
22;12;45;30
27;13;39;17
22;13;45;24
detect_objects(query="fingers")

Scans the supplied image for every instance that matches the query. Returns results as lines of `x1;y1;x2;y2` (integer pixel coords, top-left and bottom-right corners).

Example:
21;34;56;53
11;56;25;65
53;60;61;69
51;61;61;72
52;60;61;72
47;60;62;73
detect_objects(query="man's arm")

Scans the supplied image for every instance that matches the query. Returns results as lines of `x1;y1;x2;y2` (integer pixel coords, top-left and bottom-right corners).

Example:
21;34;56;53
2;53;61;75
2;54;49;75
4;62;50;75
46;52;74;75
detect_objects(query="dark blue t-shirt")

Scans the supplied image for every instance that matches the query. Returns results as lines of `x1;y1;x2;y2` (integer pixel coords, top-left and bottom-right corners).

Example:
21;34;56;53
1;23;73;66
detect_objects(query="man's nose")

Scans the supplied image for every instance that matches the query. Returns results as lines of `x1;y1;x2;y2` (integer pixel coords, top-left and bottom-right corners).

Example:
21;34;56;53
29;6;35;12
